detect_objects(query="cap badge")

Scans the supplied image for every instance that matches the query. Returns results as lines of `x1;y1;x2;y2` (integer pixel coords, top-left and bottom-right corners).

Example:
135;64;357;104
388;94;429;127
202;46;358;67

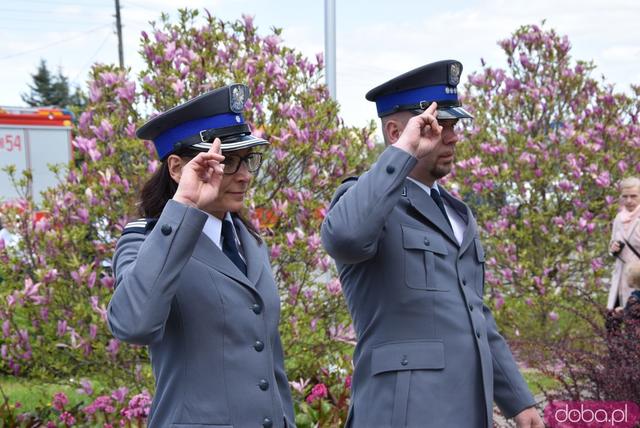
449;63;461;86
230;85;246;113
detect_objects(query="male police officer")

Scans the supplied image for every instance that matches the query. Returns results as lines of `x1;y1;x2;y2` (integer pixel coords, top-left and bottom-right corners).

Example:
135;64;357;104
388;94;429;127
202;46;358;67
321;61;543;428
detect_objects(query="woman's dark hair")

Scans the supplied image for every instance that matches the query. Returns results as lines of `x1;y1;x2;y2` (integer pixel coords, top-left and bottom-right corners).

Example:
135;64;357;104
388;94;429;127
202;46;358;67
138;149;262;243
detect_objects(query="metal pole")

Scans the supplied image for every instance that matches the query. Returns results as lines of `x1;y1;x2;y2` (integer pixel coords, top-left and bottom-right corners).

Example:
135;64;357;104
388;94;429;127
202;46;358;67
324;0;336;99
115;0;124;68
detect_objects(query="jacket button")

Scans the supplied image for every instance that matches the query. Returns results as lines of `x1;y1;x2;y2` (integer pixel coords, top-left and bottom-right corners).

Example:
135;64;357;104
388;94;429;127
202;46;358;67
423;238;430;246
252;303;262;314
254;340;264;352
476;330;481;339
161;224;172;235
262;417;273;428
386;165;395;174
469;304;473;311
400;355;409;366
259;379;269;390
462;278;467;286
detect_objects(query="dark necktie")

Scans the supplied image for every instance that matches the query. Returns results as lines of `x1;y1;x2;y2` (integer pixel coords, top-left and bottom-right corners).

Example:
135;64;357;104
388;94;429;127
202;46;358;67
430;188;452;229
221;219;247;275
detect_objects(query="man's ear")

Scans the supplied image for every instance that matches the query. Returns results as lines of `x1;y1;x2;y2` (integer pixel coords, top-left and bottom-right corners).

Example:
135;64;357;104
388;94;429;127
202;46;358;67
167;154;185;183
383;118;403;145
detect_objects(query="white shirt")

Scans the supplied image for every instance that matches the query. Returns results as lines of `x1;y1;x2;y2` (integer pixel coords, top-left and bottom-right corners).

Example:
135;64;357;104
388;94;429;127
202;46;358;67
202;212;245;261
406;177;466;245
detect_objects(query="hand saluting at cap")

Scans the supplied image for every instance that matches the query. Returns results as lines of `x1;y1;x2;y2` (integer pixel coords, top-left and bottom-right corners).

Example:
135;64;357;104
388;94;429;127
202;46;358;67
394;101;443;159
173;138;226;209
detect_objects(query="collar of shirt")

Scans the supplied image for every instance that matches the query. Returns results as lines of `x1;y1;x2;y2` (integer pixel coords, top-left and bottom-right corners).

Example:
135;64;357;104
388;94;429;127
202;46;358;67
202;212;241;251
406;176;440;196
406;177;465;244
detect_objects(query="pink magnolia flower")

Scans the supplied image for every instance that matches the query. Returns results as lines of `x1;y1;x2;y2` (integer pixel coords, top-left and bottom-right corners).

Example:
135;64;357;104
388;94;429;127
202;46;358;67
270;244;281;259
111;386;129;403
172;80;185;98
106;339;120;358
326;278;341;295
494;293;505;310
242;14;254;31
116;81;136;103
289;378;310;394
154;30;168;43
285;232;296;246
78;378;94;395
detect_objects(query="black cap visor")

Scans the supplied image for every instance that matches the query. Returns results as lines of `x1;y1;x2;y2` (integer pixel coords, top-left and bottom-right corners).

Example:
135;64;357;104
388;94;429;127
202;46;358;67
190;134;269;153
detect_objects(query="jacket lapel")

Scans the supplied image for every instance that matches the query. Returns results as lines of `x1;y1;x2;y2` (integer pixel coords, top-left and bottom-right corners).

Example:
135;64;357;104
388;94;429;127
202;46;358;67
405;180;458;246
191;231;257;292
458;209;478;255
440;187;477;254
234;217;265;286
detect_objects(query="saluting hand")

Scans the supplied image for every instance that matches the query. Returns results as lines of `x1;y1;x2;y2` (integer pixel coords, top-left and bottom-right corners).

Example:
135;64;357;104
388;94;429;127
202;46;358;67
393;101;443;159
173;138;226;210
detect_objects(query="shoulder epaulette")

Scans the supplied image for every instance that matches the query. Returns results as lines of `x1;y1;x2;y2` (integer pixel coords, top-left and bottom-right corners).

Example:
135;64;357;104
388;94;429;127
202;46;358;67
341;176;359;184
122;218;158;236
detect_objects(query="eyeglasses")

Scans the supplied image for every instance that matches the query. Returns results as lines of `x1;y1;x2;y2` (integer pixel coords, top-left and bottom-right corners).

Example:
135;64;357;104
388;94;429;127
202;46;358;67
438;118;465;133
223;152;263;175
411;110;462;131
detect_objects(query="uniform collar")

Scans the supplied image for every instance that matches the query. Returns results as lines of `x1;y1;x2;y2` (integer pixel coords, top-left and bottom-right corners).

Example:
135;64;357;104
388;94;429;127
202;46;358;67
202;212;240;251
406;177;440;195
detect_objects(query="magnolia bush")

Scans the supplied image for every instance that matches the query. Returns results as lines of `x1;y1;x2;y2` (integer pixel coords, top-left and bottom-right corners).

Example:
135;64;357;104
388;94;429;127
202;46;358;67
452;23;640;364
0;9;376;426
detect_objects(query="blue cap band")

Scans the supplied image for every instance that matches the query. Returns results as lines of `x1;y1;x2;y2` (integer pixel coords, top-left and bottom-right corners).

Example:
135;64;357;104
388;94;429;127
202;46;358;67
375;84;459;117
154;113;245;159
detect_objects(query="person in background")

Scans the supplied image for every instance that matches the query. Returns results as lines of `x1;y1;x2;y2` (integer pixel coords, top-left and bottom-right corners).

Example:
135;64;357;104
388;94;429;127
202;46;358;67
107;84;295;428
610;262;640;317
607;177;640;310
622;262;640;317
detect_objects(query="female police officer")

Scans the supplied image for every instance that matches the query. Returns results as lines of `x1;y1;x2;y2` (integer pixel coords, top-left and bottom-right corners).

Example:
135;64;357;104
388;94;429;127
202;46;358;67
107;84;295;428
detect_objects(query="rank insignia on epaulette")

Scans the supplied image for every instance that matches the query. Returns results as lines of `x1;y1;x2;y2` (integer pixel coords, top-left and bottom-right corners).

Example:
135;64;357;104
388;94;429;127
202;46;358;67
122;218;157;236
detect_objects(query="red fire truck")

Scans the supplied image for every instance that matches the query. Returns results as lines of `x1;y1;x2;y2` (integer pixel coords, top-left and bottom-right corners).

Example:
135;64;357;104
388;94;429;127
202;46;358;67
0;106;73;204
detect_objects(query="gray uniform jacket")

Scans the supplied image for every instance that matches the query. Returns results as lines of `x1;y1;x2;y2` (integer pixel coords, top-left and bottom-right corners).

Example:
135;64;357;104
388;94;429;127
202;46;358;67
321;146;535;428
108;200;296;428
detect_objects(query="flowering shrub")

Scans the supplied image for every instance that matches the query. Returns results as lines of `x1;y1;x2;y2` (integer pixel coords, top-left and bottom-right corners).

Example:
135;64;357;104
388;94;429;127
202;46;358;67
0;386;151;427
453;23;640;363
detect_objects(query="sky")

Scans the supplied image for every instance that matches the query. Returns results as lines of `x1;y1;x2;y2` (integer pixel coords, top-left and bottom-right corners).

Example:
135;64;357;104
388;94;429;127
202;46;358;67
1;0;639;129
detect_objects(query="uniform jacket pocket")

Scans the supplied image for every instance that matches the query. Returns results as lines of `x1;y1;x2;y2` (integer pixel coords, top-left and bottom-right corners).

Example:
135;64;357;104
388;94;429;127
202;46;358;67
402;225;448;291
371;340;445;374
370;340;445;428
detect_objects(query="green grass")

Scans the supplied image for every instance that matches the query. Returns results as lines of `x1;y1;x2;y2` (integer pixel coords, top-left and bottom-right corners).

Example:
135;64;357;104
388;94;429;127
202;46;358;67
522;369;561;396
0;376;95;412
